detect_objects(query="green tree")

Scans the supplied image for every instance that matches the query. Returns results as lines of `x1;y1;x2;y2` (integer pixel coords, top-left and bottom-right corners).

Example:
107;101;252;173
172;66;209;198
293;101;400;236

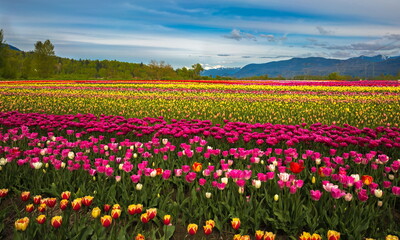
34;40;56;78
191;63;204;79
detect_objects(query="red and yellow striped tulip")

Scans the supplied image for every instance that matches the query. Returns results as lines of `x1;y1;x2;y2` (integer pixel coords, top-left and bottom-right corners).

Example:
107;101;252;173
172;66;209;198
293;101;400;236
100;215;112;227
82;196;94;206
60;199;69;210
135;233;145;240
33;195;42;205
61;191;71;200
205;219;215;228
311;233;322;240
327;230;340;240
0;189;8;198
103;204;111;212
45;198;57;208
36;215;46;224
192;162;202;172
187;223;198;235
203;224;213;235
255;230;264;240
163;215;171;225
71;198;82;211
25;204;34;213
38;203;47;212
263;232;276;240
111;208;122;219
361;175;373;186
21;191;30;201
51;216;62;228
146;208;157;220
140;213;150;223
231;218;240;230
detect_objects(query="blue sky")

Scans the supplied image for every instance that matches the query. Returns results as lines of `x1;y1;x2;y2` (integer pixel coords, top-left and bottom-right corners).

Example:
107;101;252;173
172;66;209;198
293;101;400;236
2;0;400;69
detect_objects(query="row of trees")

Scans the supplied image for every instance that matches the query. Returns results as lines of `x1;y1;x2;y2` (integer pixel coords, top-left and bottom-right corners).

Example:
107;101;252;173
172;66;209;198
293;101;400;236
0;29;205;80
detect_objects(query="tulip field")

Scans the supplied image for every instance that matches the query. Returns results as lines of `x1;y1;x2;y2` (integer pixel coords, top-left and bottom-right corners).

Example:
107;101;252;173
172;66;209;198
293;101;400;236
0;79;400;240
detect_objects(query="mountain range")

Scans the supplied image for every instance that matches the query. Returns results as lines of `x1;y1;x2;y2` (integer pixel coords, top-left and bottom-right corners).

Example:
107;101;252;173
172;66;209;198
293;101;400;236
202;55;400;78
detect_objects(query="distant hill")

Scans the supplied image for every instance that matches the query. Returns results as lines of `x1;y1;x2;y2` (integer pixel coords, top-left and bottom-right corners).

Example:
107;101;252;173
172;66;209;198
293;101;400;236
6;44;21;51
201;67;241;77
202;55;400;78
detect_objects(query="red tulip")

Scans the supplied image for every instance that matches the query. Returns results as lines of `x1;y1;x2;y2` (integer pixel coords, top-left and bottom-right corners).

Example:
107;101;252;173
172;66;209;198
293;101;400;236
21;191;30;201
289;162;305;174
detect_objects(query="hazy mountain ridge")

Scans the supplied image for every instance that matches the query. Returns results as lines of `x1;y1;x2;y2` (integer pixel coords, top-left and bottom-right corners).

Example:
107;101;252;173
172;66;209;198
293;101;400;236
202;55;400;78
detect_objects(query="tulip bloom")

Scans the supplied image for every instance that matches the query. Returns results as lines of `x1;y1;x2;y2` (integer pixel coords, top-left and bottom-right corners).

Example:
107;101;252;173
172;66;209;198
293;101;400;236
0;189;8;198
163;215;171;225
231;218;241;230
21;191;30;201
25;204;34;213
192;162;203;172
386;235;399;240
146;208;157;219
33;195;42;205
82;196;94;206
311;233;322;240
289;162;305;174
51;216;62;228
15;217;29;231
36;215;46;224
61;191;71;200
92;207;101;218
361;175;373;186
263;232;276;240
187;223;198;235
100;215;112;227
205;220;215;228
111;208;122;219
140;213;150;223
299;232;311;240
45;198;57;208
60;199;69;210
71;198;82;211
203;224;213;235
38;203;47;212
327;230;340;240
103;204;111;212
255;230;264;240
135;234;145;240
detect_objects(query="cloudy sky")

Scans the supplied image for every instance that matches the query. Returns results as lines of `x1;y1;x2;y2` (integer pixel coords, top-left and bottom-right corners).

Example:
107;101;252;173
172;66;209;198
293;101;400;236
1;0;400;69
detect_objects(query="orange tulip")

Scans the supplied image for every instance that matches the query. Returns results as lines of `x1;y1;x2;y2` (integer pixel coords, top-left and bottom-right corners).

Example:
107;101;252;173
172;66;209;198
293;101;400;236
135;233;145;240
240;236;251;240
36;215;46;224
21;191;30;201
327;230;340;240
25;204;34;213
187;223;198;235
15;217;29;231
192;162;202;172
82;196;94;206
203;224;213;235
111;208;122;219
231;218;240;230
163;215;171;225
299;232;311;240
0;189;8;198
61;191;71;200
100;215;112;227
255;230;264;240
60;199;69;210
51;216;62;228
361;175;373;186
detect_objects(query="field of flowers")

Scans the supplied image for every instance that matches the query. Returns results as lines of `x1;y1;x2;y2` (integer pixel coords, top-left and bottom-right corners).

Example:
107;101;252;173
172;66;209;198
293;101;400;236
0;80;399;239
